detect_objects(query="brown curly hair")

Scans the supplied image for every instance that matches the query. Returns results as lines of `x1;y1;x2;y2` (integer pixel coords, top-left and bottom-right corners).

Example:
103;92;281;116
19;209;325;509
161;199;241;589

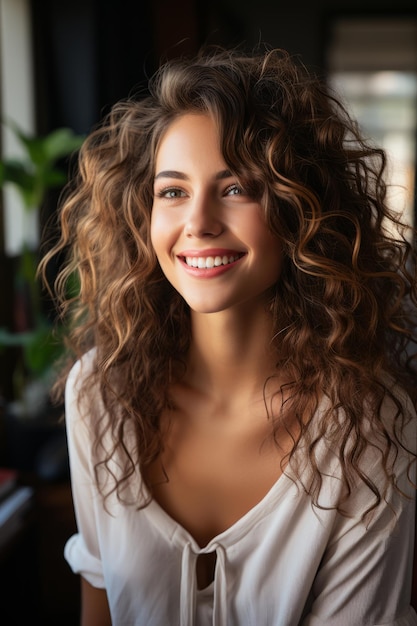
41;47;417;515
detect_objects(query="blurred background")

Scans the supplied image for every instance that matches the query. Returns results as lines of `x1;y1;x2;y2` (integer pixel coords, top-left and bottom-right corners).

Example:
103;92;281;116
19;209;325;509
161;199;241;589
0;0;416;624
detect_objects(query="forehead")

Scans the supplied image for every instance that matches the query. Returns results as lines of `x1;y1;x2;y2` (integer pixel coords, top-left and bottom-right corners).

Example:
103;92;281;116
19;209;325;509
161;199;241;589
155;113;224;171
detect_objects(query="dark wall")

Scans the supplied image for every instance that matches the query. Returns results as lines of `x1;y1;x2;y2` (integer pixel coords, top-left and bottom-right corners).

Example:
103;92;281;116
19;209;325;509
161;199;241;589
216;0;417;69
31;0;211;135
30;0;417;134
31;0;155;135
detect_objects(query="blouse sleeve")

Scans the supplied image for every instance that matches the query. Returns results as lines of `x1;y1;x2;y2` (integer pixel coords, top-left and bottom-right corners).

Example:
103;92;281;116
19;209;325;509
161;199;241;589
303;396;417;626
303;493;417;625
63;354;106;589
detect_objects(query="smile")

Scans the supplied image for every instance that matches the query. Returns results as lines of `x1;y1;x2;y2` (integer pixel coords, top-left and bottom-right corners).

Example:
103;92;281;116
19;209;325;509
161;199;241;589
182;254;243;269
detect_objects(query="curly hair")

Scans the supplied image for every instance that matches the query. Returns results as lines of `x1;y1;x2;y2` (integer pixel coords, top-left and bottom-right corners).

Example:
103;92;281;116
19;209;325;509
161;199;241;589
41;47;417;516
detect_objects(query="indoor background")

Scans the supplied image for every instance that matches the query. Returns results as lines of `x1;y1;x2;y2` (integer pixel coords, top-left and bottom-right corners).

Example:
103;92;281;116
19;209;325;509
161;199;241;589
0;0;416;624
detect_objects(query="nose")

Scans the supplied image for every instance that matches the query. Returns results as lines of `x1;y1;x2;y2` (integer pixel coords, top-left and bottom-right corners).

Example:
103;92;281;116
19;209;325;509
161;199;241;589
184;192;223;238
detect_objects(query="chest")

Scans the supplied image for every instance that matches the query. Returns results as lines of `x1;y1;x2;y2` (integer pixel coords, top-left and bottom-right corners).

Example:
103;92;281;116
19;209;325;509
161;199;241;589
147;412;285;548
148;422;284;590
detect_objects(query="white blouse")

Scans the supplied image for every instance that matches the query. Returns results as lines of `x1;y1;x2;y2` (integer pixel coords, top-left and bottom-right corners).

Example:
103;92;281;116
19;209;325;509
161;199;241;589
64;354;417;625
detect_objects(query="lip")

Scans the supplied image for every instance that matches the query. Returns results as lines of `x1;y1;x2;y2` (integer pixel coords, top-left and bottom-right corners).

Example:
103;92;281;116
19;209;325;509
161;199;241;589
176;248;246;277
178;248;244;258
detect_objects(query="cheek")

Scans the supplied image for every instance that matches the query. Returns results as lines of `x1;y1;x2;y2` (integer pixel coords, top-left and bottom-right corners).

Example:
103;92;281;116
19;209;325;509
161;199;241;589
150;221;170;281
150;213;179;282
261;235;283;282
150;212;167;258
149;215;158;253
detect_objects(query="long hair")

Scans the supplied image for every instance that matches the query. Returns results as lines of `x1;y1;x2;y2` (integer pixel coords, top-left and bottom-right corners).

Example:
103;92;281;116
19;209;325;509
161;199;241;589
41;47;417;514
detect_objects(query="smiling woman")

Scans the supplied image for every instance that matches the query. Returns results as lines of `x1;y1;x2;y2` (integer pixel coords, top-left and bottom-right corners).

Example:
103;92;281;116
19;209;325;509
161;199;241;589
40;47;417;626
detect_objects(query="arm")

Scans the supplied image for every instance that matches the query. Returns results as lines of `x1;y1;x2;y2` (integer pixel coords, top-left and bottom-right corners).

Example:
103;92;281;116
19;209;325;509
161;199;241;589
81;577;111;626
64;355;109;616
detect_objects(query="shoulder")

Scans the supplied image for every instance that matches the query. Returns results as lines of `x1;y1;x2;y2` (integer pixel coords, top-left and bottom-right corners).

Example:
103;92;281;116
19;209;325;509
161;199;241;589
66;348;98;396
294;380;417;516
344;379;416;520
65;348;101;432
65;350;146;508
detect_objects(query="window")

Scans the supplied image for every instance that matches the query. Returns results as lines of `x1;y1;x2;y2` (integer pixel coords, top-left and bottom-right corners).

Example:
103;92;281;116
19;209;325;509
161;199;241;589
327;16;417;228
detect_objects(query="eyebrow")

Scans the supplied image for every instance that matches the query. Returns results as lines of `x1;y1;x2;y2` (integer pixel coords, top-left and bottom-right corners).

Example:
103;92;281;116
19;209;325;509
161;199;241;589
154;169;233;182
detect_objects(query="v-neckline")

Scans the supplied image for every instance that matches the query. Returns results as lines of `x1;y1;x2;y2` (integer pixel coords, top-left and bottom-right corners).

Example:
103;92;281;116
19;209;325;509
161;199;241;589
143;469;293;552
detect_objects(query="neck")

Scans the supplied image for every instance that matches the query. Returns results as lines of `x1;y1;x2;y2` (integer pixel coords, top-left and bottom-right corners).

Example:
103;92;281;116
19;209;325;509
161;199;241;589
185;305;281;406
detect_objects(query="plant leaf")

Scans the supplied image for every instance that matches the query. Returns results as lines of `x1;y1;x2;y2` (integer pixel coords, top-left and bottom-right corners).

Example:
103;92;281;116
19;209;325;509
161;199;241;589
42;168;67;187
42;128;85;162
0;328;36;347
6;120;47;166
24;325;62;376
0;160;35;191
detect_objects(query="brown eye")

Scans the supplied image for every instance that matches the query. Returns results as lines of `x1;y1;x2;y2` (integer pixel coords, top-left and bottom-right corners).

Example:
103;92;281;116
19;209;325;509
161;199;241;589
225;184;244;196
157;187;186;199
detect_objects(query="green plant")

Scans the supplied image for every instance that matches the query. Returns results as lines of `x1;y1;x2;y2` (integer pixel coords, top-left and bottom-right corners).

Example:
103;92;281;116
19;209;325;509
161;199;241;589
0;120;84;407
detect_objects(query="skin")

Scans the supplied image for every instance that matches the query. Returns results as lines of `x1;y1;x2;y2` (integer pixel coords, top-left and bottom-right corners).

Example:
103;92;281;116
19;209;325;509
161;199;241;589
81;578;111;626
82;113;292;618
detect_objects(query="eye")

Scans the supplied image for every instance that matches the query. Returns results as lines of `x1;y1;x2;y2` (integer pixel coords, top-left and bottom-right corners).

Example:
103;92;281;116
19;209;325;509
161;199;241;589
156;187;186;199
225;184;244;196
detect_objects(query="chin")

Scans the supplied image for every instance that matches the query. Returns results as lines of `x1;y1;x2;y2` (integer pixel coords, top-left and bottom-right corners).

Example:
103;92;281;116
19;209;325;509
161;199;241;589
180;294;229;314
185;302;226;315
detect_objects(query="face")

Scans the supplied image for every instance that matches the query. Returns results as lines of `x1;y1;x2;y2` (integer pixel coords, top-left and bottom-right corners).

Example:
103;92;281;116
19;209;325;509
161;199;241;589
151;113;282;315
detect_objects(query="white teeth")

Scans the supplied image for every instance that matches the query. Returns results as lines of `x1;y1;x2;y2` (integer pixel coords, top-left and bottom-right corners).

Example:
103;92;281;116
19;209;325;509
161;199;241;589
184;254;241;268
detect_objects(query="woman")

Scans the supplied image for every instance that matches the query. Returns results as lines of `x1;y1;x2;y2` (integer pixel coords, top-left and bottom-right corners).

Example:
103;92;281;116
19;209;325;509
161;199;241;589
43;48;417;625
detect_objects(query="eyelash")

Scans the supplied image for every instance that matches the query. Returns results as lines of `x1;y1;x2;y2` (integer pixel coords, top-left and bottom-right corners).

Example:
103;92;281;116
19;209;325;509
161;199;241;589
224;184;243;196
155;184;244;199
156;187;185;199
